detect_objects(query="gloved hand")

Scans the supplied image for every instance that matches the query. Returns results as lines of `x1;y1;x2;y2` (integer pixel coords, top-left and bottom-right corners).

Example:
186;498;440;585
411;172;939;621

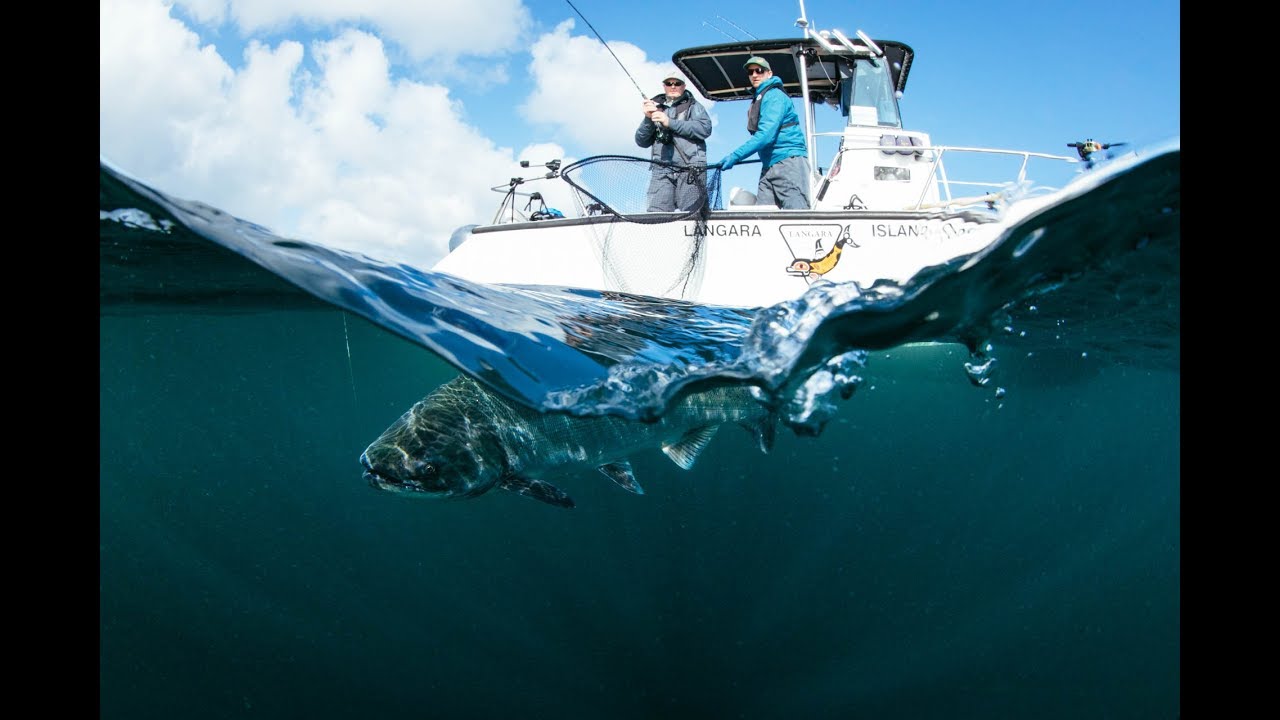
718;155;736;171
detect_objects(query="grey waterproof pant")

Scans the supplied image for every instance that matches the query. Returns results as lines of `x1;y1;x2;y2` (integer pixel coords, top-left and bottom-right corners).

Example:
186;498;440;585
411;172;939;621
646;166;707;212
757;156;812;209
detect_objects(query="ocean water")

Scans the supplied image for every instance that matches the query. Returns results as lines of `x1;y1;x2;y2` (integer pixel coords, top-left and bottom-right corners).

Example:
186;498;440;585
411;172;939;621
100;140;1179;718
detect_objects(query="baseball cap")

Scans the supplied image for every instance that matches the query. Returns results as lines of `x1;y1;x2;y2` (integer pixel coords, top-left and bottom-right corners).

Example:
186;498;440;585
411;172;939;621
743;56;771;71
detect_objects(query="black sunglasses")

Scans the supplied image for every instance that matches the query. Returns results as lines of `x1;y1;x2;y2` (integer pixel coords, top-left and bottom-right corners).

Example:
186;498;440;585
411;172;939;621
663;80;684;87
746;67;768;76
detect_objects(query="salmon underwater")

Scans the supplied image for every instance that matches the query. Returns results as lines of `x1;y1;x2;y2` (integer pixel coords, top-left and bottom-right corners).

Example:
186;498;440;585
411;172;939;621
359;375;777;508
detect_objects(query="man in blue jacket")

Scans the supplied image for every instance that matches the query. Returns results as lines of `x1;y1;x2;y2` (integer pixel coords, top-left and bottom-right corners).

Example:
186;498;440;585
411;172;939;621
716;56;812;209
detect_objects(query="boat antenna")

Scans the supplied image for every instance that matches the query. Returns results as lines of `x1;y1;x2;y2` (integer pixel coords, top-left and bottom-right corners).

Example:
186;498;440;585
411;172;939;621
565;1;648;100
796;0;811;37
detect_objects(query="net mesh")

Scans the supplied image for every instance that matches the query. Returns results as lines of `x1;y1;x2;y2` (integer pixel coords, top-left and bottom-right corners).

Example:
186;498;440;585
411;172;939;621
560;155;724;299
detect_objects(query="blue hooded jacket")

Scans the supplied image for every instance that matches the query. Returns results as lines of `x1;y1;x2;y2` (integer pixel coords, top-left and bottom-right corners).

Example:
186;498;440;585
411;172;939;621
719;75;807;172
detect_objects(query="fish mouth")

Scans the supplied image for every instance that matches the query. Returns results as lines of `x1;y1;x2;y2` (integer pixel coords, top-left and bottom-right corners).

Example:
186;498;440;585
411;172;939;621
360;451;403;492
360;451;438;496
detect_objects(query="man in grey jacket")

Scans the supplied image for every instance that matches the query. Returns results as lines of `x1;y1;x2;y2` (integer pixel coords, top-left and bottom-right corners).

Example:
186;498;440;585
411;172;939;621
635;71;712;212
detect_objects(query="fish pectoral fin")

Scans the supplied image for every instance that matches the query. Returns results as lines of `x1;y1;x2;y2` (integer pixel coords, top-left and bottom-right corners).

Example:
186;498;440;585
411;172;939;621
741;415;776;454
498;474;575;509
599;461;644;495
661;425;720;470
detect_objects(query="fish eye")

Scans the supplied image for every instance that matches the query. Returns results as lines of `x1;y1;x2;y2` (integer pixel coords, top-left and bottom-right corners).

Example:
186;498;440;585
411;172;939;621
419;462;445;486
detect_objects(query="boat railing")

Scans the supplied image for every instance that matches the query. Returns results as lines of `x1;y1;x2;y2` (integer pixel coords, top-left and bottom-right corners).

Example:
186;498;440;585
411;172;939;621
483;145;1081;223
821;140;1081;211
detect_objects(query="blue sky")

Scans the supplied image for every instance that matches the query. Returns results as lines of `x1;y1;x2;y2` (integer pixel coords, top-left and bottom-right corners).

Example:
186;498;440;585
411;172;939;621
100;0;1179;267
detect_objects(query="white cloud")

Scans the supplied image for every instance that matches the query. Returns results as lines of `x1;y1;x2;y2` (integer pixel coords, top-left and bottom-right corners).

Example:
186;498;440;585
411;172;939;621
521;19;717;156
175;0;533;62
171;0;227;25
101;0;538;267
100;1;715;268
101;0;236;164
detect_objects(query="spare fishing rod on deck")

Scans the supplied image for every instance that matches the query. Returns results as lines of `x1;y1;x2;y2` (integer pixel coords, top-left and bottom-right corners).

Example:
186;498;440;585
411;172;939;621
564;0;674;143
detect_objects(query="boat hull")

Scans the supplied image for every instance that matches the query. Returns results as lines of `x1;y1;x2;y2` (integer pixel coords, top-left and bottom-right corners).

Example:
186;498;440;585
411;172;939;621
434;208;1002;307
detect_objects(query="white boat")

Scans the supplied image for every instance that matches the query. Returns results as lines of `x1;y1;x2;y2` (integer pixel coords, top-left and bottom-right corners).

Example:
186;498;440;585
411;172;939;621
435;7;1094;309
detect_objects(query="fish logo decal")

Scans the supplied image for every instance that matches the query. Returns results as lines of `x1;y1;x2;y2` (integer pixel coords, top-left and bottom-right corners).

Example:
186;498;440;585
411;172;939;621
785;225;858;278
359;375;777;509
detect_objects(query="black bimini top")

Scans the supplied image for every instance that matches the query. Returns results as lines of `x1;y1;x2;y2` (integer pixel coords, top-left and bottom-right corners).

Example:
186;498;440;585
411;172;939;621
672;37;913;104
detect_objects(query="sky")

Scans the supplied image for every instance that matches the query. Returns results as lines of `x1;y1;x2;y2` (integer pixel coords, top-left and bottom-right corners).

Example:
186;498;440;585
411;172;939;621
100;0;1180;268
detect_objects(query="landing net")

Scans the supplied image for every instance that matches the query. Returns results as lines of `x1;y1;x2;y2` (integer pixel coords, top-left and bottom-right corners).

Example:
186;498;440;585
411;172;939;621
560;155;724;300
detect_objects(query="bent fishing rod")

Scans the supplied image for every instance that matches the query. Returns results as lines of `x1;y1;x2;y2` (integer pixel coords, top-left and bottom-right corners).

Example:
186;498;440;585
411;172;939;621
564;0;648;101
565;0;677;144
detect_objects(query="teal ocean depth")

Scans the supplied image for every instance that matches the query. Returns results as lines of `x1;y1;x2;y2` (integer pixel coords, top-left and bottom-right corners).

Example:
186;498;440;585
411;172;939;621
101;308;1178;718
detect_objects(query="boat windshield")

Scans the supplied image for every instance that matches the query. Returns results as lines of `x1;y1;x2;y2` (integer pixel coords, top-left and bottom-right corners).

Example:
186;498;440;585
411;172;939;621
847;57;902;128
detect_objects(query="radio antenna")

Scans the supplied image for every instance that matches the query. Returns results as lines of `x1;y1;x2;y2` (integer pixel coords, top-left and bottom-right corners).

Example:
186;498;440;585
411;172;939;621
565;1;648;100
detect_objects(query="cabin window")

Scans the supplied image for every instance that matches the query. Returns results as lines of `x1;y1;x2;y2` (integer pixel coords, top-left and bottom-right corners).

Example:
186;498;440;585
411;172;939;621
848;58;902;128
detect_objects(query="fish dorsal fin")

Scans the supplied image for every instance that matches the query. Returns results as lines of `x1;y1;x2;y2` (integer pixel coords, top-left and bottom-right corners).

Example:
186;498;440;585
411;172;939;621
498;474;575;509
661;425;720;470
742;414;776;454
598;461;644;495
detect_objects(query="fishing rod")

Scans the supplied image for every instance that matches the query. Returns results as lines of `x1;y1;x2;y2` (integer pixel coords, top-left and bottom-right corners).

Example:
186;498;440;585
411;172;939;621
564;0;648;101
715;15;758;40
564;1;674;143
563;1;680;144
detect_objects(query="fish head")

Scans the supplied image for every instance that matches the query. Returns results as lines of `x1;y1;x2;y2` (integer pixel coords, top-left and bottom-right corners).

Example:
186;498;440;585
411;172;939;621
359;391;506;501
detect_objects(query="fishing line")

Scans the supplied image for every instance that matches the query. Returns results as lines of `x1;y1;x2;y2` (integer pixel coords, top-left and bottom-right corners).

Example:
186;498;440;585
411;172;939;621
565;0;648;100
342;312;359;411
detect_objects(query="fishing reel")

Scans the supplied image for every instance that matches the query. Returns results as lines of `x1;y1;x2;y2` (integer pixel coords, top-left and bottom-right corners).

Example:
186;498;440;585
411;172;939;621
648;98;672;143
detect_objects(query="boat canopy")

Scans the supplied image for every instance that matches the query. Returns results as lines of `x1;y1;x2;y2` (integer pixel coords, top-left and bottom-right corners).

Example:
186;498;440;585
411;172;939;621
672;38;913;105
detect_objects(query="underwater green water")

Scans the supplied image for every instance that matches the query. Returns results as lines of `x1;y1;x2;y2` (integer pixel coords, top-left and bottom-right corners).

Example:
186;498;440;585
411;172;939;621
100;309;1179;719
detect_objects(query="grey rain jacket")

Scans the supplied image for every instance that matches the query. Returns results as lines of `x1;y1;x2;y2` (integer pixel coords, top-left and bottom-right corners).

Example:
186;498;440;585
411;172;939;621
634;90;713;211
634;90;712;165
